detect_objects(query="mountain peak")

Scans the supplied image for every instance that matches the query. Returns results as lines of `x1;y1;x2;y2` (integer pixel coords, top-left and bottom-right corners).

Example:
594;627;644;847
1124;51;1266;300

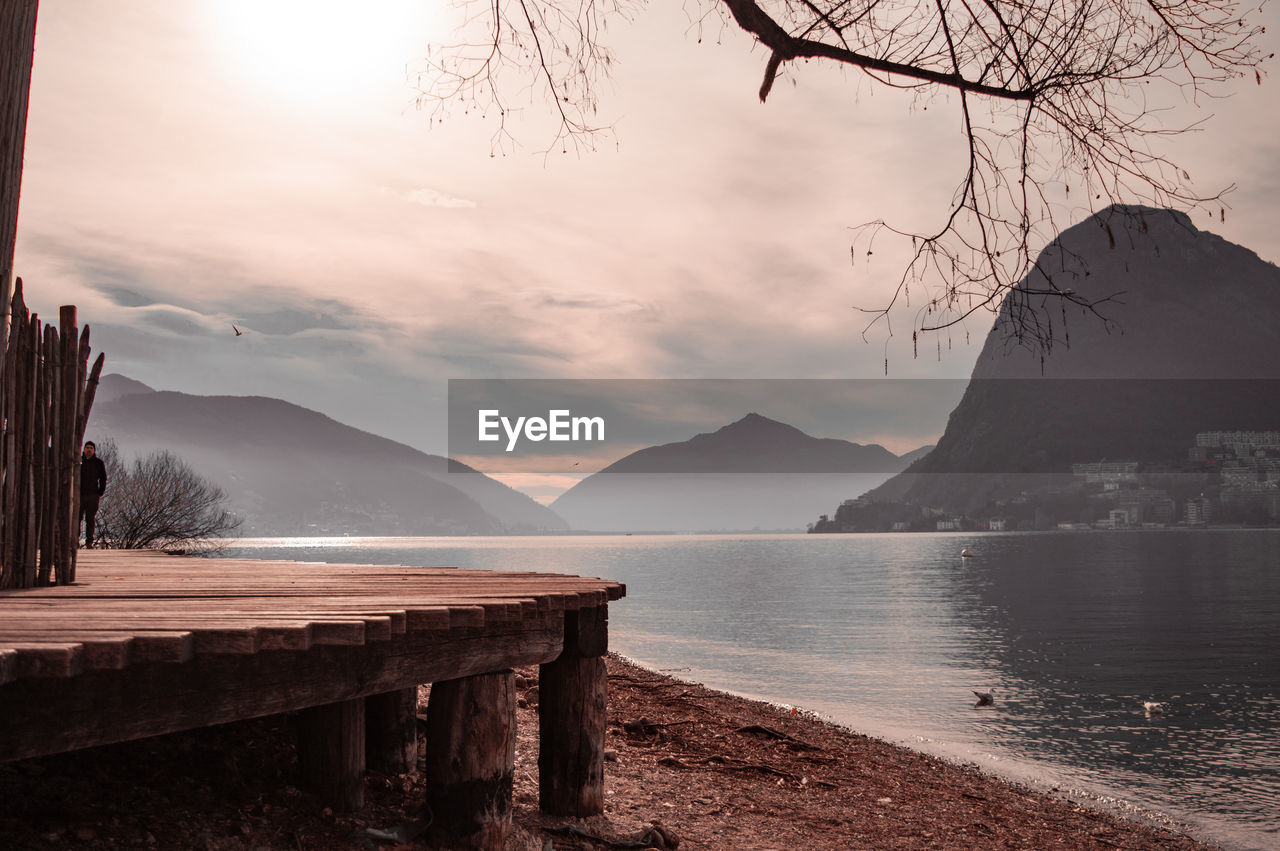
974;205;1280;380
552;413;917;531
714;412;806;438
583;414;902;476
862;210;1280;512
95;373;157;406
1093;203;1195;231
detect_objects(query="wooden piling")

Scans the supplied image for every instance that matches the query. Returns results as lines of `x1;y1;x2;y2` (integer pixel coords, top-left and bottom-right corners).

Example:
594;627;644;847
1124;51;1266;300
424;671;516;850
539;605;608;816
297;697;366;812
365;687;418;775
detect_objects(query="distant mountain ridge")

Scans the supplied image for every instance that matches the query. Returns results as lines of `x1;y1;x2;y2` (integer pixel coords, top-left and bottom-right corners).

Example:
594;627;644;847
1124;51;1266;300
551;413;932;531
864;205;1280;513
594;413;910;474
89;375;567;535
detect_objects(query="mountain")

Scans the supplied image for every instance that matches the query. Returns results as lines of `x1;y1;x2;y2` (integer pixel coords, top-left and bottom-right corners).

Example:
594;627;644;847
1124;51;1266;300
895;444;935;467
94;374;155;405
88;375;568;535
550;413;930;531
864;205;1280;513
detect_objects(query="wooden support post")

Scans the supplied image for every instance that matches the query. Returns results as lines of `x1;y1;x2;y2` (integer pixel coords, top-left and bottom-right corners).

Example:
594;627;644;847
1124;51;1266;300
365;686;418;775
296;697;366;812
424;671;516;850
539;604;608;816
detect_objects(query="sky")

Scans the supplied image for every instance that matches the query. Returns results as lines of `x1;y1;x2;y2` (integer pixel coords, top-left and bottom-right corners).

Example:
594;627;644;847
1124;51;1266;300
13;1;1280;500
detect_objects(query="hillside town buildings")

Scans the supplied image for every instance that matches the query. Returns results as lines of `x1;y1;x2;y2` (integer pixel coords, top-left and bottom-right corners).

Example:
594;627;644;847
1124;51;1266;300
812;430;1280;533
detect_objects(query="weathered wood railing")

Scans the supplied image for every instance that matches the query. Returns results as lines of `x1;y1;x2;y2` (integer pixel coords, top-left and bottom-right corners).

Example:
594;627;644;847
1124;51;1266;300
0;279;104;588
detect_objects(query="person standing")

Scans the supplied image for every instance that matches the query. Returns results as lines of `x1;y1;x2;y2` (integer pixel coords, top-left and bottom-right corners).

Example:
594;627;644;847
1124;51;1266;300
80;441;108;548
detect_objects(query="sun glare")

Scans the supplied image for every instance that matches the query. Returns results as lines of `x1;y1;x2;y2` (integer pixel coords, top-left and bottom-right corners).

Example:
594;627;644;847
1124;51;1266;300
207;0;435;108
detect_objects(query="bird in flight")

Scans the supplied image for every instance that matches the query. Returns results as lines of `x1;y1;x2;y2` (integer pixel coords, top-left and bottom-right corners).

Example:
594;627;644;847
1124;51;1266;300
232;324;243;336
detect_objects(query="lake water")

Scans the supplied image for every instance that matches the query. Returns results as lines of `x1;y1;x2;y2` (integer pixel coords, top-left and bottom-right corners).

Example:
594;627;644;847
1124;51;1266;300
216;531;1280;849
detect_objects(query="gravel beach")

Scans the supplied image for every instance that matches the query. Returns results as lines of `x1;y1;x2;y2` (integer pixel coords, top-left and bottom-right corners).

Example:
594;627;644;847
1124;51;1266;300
0;654;1212;849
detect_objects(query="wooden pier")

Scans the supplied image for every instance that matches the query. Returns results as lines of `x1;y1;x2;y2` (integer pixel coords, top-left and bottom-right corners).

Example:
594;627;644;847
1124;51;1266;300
0;549;625;848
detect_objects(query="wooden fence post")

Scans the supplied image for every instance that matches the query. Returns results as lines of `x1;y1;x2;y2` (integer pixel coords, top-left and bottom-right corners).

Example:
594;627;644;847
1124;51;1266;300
0;283;26;587
18;313;36;583
0;1;38;327
57;305;76;582
0;285;103;587
35;323;52;585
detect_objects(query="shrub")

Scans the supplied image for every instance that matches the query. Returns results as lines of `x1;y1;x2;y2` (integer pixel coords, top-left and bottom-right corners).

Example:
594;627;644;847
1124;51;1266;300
94;442;240;551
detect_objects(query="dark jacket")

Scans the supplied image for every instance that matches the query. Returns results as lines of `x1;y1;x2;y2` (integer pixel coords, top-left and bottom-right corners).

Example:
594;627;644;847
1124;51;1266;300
81;455;107;497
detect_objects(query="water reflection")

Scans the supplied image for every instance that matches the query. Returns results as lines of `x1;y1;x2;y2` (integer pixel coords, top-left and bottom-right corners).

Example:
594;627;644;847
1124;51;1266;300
948;531;1280;846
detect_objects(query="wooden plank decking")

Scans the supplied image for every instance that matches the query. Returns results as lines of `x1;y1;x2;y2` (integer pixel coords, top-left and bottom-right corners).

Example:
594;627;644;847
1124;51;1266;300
0;549;625;764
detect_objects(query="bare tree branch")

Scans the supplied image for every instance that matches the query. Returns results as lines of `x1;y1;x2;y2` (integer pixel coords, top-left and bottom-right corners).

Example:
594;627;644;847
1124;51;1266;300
419;0;1271;353
94;441;240;553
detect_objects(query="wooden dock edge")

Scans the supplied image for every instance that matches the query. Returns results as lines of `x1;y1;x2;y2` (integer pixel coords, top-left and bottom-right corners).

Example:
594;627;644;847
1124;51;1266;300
0;553;621;848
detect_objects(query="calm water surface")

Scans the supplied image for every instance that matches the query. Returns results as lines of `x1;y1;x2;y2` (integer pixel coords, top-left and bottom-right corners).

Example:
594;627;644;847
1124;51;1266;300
218;531;1280;849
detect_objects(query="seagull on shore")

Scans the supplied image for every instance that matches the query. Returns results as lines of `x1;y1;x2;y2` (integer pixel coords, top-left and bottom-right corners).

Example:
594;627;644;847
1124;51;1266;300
1144;701;1164;716
973;690;994;707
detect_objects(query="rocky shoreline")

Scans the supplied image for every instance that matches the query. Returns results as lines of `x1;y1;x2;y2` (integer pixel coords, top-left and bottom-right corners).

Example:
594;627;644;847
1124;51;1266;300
543;655;1212;849
0;654;1212;849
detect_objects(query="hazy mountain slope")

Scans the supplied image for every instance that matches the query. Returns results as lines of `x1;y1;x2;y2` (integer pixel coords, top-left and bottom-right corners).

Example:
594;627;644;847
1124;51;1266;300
865;206;1280;512
89;376;567;535
896;445;935;466
93;374;155;405
596;413;906;474
551;413;928;531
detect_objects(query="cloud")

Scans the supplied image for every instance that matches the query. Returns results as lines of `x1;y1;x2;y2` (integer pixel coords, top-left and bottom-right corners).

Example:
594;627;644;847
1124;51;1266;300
234;304;368;336
402;187;477;209
140;305;218;337
16;0;1280;468
524;289;659;316
102;286;158;308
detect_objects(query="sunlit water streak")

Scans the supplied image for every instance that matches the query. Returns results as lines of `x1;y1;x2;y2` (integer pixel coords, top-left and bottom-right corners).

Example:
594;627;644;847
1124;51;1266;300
216;530;1280;849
